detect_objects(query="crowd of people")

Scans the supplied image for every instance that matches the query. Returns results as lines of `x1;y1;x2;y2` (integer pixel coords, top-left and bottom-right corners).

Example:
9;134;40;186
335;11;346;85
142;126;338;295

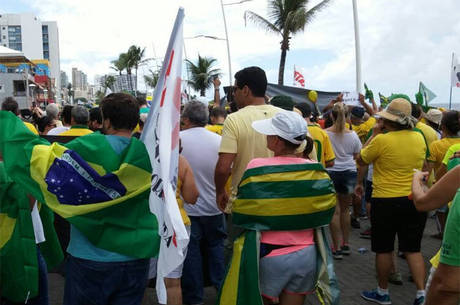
0;65;459;305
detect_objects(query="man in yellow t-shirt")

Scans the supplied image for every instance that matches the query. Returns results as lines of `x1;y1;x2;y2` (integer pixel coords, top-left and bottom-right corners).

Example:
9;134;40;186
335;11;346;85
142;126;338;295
215;67;281;211
356;98;428;305
59;106;93;136
412;103;438;146
294;102;335;167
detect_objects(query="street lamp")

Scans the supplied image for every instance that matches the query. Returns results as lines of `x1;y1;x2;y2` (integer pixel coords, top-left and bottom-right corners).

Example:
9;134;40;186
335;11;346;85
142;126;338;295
220;0;254;87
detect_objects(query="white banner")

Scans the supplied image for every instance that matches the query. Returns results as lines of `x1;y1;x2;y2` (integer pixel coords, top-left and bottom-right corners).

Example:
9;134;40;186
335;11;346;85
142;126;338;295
141;8;187;304
452;54;460;88
342;91;360;106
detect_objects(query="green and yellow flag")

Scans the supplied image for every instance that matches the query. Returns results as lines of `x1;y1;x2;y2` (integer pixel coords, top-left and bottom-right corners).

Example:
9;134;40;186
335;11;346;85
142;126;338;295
1;161;63;302
217;163;339;305
0;111;159;259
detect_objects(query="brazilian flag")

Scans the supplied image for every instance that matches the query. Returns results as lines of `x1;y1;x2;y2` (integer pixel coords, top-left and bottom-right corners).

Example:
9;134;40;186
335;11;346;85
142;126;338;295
217;163;339;305
1;161;63;302
0;111;159;261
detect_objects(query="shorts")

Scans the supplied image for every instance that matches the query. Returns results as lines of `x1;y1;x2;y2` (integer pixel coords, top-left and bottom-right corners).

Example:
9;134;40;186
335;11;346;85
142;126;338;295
370;197;427;253
328;170;357;194
259;245;317;299
365;180;373;202
148;225;191;279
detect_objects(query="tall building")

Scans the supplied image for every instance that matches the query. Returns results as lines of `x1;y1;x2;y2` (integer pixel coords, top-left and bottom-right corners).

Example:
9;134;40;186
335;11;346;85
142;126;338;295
60;70;68;89
72;67;89;99
0;14;60;102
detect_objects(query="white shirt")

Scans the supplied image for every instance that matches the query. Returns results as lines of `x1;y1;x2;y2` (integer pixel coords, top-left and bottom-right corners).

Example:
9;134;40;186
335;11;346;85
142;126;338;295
326;130;362;172
47;126;70;135
180;127;222;216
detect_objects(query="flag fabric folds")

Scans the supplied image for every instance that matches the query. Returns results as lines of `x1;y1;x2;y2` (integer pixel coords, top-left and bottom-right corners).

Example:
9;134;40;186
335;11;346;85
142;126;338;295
0;161;63;302
0;111;159;260
419;81;437;105
217;163;339;305
294;66;305;87
140;7;186;303
452;53;460;88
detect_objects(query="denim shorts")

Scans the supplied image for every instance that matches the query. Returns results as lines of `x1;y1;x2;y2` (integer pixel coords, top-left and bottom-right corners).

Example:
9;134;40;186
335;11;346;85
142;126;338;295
328;170;357;194
259;245;317;299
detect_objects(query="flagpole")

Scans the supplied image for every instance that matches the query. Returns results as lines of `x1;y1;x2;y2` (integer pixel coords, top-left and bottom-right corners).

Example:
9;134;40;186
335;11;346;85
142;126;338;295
352;0;362;93
449;52;454;110
293;65;296;86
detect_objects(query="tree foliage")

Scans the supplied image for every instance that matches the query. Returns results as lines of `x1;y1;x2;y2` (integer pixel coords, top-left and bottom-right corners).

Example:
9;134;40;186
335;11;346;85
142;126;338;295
186;55;221;97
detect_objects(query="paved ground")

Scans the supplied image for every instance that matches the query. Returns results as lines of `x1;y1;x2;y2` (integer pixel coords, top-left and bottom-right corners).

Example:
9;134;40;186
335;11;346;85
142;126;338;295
47;216;441;305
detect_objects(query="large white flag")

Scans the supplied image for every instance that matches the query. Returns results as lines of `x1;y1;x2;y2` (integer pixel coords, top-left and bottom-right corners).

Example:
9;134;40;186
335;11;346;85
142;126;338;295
452;53;460;88
141;8;186;304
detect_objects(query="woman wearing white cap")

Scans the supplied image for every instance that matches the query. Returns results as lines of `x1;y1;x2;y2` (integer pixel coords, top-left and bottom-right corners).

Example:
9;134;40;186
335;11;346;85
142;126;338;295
244;111;329;305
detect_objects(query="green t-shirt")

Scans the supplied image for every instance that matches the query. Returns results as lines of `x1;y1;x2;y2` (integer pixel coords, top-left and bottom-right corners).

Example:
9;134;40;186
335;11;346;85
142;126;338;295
440;188;460;266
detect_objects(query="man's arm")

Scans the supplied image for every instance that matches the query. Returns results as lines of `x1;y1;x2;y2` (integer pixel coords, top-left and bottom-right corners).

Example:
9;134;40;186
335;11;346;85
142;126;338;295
359;93;374;116
355;162;368;198
212;77;221;108
215;152;236;212
426;263;460;305
412;166;460;211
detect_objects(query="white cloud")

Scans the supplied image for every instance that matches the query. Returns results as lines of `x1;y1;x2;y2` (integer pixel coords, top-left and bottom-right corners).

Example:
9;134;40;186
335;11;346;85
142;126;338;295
18;0;460;105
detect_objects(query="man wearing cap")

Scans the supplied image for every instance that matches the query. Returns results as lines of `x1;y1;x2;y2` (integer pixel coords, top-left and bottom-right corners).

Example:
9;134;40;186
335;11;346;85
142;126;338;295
412;103;438;147
424;109;443;139
355;98;428;305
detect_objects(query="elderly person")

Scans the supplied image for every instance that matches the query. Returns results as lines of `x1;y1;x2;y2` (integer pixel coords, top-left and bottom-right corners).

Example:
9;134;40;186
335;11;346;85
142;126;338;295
58;106;93;136
355;98;428;305
180;101;226;305
46;103;63;127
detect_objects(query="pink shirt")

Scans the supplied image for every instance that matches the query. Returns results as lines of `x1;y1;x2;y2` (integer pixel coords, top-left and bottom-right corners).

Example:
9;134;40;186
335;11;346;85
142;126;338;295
246;156;316;257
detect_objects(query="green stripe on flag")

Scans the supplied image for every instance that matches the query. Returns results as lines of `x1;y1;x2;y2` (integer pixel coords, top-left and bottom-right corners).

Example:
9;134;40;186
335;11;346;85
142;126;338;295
232;207;335;231
240;163;326;182
238;178;334;199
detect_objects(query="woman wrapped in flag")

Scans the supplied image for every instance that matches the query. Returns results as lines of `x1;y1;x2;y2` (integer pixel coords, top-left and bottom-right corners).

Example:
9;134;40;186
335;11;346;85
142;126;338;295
217;111;339;305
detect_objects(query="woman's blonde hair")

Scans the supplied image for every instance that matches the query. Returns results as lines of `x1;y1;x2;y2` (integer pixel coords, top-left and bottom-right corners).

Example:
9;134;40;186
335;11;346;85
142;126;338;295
331;102;347;133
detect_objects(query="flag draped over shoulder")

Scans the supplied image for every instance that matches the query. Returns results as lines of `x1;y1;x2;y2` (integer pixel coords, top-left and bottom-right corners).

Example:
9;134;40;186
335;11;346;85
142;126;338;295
0;161;63;302
140;8;185;304
0;111;159;259
217;163;339;305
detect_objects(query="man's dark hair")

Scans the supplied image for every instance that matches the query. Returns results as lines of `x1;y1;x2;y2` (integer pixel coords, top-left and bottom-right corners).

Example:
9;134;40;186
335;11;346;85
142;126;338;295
61;105;73;125
36;115;54;133
136;97;147;108
441;110;460;136
1;97;19;115
89;107;102;124
295;103;312;118
234;66;267;97
210;107;227;119
182;101;209;127
71;106;89;125
411;103;422;119
100;93;139;131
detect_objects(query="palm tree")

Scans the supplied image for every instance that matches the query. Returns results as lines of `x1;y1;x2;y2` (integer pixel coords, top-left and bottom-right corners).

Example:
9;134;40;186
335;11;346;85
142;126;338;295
126;45;146;93
110;53;127;75
104;75;116;93
186;55;221;96
244;0;332;85
144;69;160;89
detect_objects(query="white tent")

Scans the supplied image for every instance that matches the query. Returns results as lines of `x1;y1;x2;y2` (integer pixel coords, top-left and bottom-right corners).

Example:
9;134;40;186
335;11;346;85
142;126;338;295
0;45;24;57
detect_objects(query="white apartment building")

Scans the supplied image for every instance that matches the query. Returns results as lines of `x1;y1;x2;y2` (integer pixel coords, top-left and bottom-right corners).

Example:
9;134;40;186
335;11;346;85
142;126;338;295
0;13;61;101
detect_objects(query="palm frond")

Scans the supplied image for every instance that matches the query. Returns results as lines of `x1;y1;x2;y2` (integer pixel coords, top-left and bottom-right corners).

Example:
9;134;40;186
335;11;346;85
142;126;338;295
285;8;308;33
244;11;280;34
304;0;332;23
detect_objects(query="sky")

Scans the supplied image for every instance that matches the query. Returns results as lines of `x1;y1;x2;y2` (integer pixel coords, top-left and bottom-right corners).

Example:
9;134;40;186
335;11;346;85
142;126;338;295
2;0;460;106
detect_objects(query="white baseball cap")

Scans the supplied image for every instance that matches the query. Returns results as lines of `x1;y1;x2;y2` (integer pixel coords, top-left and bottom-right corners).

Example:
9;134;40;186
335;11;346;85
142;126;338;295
252;110;308;144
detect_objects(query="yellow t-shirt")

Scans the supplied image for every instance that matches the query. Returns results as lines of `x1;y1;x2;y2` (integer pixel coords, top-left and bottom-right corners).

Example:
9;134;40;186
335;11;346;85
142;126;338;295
352;117;376;143
24;122;38;135
443;143;460;165
360;130;427;198
176;179;191;226
219;104;281;195
416;122;438;147
308;124;335;166
428;138;460;174
205;124;224;135
59;126;94;136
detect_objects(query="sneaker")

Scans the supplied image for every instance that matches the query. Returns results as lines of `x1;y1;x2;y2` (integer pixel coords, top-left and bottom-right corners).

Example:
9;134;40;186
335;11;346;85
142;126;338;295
332;250;343;260
351;217;361;229
361;290;392;305
341;245;351;255
360;227;372;239
413;296;425;305
388;272;403;285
